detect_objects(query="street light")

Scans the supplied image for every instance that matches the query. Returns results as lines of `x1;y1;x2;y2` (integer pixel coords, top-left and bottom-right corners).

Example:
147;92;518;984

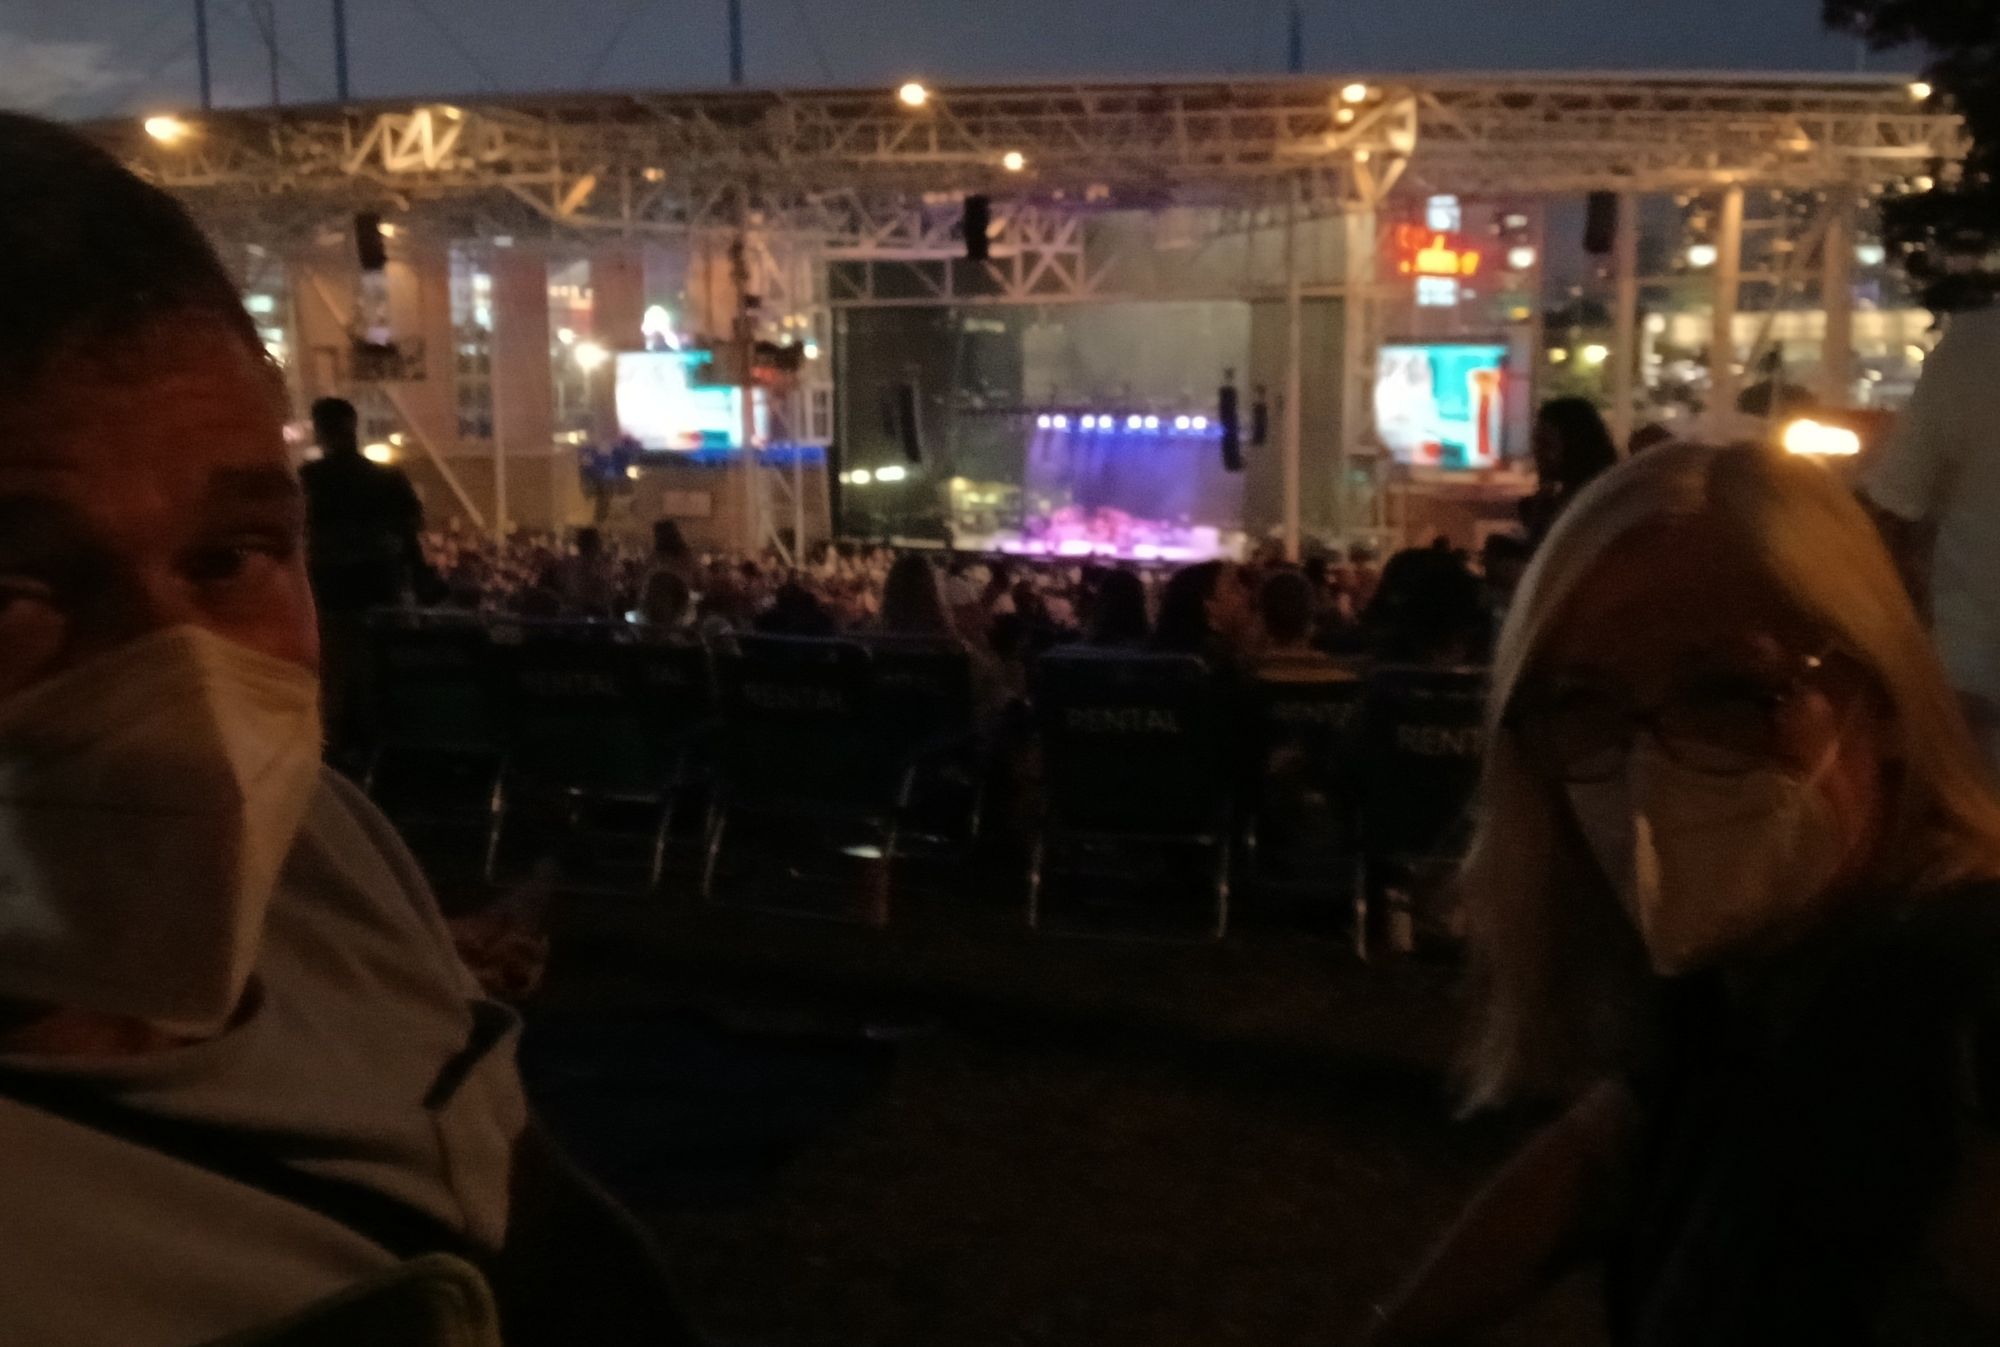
898;82;930;108
143;114;192;145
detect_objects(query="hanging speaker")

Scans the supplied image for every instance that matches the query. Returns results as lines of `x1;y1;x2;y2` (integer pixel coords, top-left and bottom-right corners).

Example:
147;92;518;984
963;195;992;262
1219;384;1244;473
354;211;387;272
894;382;923;463
1583;191;1618;256
1250;385;1270;448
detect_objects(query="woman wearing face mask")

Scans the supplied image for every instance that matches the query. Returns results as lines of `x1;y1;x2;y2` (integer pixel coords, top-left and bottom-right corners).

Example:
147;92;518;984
1367;440;2000;1346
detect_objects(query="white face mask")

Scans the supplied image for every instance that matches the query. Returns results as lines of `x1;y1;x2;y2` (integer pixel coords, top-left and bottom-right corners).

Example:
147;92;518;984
1565;736;1846;976
0;626;322;1037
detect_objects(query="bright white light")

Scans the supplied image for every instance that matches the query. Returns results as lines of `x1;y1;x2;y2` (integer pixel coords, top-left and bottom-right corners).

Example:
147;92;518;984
1081;415;1099;430
1909;81;1933;102
1782;417;1861;458
1855;242;1888;268
875;464;908;483
1334;107;1356;126
1037;414;1054;429
1340;82;1370;104
245;293;277;315
556;327;577;345
362;442;395;464
1125;414;1143;430
1506;244;1538;271
1191;416;1209;431
1002;150;1027;173
803;341;821;360
1581;343;1610;366
144;114;191;145
1052;414;1069;429
573;340;610;372
625;465;642;480
377;221;399;239
1685;243;1719;269
849;468;873;485
898;81;930;108
1549;348;1569;365
1174;415;1192;431
1143;415;1160;430
1914;174;1935;193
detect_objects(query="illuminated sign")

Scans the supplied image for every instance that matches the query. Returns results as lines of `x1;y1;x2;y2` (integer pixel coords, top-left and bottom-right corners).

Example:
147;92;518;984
1393;223;1484;280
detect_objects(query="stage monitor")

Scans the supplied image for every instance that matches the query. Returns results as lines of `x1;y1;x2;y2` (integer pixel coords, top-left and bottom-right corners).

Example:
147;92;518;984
1375;342;1509;470
615;350;769;451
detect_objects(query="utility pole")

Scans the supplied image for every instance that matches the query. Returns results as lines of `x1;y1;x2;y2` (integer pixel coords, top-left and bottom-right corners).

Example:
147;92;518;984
194;0;213;109
727;0;745;85
1287;1;1304;74
332;0;351;102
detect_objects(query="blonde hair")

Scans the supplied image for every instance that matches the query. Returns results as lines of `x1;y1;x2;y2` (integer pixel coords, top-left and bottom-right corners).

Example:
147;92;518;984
1460;441;2000;1108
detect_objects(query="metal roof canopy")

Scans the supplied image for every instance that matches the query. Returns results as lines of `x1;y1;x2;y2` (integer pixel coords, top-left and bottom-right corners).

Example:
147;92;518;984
103;73;1964;243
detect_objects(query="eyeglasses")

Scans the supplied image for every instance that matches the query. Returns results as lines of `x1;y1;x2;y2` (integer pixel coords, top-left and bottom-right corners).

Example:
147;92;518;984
1508;647;1846;784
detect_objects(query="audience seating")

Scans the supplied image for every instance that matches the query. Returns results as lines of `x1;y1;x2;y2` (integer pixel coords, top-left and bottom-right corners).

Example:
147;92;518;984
1239;665;1369;922
361;611;509;846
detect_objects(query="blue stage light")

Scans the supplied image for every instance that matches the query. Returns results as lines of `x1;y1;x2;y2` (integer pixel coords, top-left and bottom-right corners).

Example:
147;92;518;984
1125;414;1143;430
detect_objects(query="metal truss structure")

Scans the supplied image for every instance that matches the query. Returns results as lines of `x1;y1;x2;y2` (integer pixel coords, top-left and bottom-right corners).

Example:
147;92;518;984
106;73;1960;247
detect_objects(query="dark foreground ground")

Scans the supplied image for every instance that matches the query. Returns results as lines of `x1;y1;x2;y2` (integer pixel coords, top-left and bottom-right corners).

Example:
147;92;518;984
501;864;1603;1347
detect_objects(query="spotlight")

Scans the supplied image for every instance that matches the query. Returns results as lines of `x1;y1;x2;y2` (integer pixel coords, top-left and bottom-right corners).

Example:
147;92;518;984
1125;414;1143;430
849;468;873;485
1037;414;1054;429
1340;83;1370;104
898;82;930;108
1174;416;1192;431
1685;243;1719;269
1191;416;1209;431
1052;414;1069;429
1909;81;1932;102
1002;150;1027;173
144;114;192;145
1581;344;1610;366
876;464;909;482
1081;415;1099;430
1143;415;1160;430
573;340;610;372
362;442;395;464
1506;245;1538;270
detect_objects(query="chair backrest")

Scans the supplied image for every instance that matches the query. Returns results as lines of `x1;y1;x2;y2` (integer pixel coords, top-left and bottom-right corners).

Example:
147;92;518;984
498;624;676;793
717;636;890;809
863;635;977;750
1358;665;1489;860
1033;650;1231;836
1248;669;1367;796
368;614;501;753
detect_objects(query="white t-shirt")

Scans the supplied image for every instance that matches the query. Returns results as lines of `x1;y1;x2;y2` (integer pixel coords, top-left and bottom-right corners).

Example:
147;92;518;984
1861;307;2000;704
0;770;527;1347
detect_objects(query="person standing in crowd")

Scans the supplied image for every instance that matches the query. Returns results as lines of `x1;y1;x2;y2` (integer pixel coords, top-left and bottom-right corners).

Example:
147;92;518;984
1152;560;1256;666
879;553;957;638
647;518;698;588
1086;568;1151;648
1519;397;1620;546
300;395;424;757
553;525;618;618
1254;569;1344;674
1861;305;2000;771
0;113;693;1346
1361;543;1491;667
1368;441;2000;1345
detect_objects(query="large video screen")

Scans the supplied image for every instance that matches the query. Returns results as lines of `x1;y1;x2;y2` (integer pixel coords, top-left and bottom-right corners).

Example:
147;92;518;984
615;351;769;451
1375;342;1509;470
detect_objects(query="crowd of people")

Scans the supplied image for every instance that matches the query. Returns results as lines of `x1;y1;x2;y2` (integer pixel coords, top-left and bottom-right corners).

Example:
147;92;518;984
15;105;2000;1347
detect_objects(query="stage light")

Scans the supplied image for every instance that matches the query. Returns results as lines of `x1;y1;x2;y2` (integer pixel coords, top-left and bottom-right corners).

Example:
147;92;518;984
573;340;610;372
1549;348;1569;364
1081;415;1098;430
1914;174;1935;193
1581;343;1610;366
144;114;192;145
1685;243;1718;269
1191;416;1209;431
557;327;577;345
625;465;642;480
362;442;395;464
849;468;873;485
1855;242;1887;267
1506;244;1538;270
1909;81;1932;102
1037;414;1054;429
898;82;930;108
377;221;400;239
875;464;908;482
803;341;821;360
1143;415;1160;430
1126;414;1143;430
1781;417;1861;458
1174;415;1192;431
1052;414;1069;429
1340;82;1370;104
1002;150;1027;173
1335;107;1356;126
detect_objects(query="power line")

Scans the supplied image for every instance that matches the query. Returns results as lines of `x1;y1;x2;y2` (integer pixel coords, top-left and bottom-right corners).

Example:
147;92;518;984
786;0;835;84
580;0;650;87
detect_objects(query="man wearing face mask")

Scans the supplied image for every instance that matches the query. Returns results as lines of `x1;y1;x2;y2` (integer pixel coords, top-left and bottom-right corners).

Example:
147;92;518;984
0;115;695;1346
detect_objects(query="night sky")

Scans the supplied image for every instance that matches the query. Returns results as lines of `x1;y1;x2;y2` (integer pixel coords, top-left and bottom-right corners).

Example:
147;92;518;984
4;0;1909;119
